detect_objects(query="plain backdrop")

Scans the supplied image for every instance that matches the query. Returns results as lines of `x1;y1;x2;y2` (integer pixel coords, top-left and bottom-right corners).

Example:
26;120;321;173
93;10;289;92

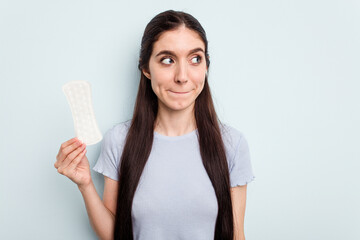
1;0;359;239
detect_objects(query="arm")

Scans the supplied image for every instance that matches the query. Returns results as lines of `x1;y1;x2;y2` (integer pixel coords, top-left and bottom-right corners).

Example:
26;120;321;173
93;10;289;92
55;138;116;240
78;176;118;240
231;185;247;240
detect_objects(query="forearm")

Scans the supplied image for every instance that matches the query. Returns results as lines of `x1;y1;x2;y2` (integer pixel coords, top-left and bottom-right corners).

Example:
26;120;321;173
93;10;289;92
233;205;245;240
234;232;245;240
233;220;245;240
79;182;115;240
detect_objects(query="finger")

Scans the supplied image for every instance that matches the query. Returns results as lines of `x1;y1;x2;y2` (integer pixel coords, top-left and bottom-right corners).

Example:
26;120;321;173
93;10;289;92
57;147;86;175
57;140;83;162
58;137;78;154
67;148;87;172
61;143;86;169
56;137;78;159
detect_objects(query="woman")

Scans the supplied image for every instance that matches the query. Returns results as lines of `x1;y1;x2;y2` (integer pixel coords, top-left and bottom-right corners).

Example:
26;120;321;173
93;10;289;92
55;10;255;240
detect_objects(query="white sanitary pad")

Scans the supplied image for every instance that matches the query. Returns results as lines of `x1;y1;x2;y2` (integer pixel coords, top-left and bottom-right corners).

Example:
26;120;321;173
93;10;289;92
62;80;102;145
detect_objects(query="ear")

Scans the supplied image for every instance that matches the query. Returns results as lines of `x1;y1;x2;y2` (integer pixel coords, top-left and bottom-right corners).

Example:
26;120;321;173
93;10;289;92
142;69;151;80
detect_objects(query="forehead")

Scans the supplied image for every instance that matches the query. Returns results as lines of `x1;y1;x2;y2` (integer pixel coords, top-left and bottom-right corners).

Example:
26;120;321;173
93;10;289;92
152;26;205;55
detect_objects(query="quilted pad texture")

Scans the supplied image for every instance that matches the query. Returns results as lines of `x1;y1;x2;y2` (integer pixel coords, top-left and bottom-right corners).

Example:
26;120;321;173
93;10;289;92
62;80;103;145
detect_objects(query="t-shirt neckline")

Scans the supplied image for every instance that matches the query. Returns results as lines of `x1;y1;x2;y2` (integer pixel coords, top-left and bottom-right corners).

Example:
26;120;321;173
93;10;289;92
154;129;198;140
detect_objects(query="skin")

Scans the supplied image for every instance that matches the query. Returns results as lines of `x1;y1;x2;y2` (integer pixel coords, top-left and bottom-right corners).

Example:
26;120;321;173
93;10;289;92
231;185;247;240
55;139;116;240
54;24;248;240
142;25;208;136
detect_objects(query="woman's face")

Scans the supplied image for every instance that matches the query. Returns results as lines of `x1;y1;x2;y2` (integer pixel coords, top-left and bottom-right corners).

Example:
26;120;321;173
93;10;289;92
142;25;208;112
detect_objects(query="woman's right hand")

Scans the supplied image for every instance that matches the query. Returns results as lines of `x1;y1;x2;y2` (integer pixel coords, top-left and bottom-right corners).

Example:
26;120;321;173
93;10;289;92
54;137;91;188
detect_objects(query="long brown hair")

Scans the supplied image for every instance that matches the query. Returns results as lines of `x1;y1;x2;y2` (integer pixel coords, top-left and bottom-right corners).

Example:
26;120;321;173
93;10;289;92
114;10;234;239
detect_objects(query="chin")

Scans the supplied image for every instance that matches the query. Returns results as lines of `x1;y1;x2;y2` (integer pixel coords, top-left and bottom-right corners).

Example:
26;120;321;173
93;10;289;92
158;95;196;111
169;101;195;111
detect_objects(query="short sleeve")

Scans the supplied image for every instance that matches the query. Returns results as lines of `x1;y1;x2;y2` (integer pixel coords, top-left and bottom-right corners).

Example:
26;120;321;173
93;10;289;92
92;125;123;181
229;133;255;187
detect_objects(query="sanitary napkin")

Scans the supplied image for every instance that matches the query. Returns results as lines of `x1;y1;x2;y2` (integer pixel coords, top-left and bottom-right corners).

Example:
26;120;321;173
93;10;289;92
62;80;102;145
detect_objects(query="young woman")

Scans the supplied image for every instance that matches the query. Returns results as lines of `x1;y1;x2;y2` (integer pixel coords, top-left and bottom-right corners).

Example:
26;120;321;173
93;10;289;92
55;10;255;240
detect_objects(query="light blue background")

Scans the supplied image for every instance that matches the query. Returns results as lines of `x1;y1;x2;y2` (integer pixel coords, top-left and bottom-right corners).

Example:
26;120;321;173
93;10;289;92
1;0;359;239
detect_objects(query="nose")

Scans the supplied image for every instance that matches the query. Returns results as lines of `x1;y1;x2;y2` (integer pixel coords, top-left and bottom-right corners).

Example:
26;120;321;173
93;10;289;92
175;60;188;84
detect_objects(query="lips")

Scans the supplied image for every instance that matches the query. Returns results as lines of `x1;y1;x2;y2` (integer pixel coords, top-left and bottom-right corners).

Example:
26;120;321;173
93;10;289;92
169;90;190;94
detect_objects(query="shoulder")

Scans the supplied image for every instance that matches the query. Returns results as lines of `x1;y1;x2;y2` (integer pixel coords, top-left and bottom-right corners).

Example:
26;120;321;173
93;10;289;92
102;119;132;146
219;122;247;150
219;122;249;163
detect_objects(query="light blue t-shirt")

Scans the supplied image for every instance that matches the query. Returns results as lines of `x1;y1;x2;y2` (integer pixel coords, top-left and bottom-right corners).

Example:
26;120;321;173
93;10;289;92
93;120;255;240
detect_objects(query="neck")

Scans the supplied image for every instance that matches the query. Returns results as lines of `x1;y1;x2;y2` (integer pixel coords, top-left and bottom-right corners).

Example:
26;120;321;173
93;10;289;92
154;103;197;137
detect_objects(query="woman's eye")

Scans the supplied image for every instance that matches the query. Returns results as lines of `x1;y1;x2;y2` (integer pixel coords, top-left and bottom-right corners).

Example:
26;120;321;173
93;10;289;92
191;56;202;64
161;57;173;65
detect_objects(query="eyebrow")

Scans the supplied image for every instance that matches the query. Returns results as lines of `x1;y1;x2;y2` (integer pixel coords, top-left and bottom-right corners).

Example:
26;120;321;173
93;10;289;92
155;47;205;58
